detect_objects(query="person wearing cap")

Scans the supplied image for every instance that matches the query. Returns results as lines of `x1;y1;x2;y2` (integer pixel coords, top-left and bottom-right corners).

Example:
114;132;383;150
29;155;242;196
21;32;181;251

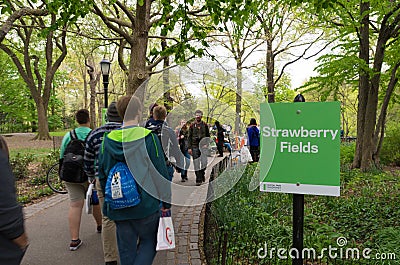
84;102;122;265
98;95;171;265
188;110;210;185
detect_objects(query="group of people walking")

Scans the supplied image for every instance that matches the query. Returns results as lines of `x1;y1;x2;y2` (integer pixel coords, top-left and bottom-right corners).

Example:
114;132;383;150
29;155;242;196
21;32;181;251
58;96;215;265
0;94;260;265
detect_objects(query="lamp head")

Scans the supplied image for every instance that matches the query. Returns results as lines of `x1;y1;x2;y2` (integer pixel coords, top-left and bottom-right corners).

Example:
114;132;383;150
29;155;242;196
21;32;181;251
100;58;111;76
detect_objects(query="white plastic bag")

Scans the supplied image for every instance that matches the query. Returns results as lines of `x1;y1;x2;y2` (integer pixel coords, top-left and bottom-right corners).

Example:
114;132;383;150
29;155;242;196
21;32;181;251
85;183;94;214
156;216;175;251
240;146;253;163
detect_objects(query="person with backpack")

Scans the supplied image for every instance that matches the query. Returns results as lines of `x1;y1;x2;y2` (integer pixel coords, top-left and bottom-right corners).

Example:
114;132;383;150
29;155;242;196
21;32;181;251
59;109;102;251
145;105;182;181
84;102;122;265
246;118;260;162
0;136;29;265
98;96;171;265
188;109;210;185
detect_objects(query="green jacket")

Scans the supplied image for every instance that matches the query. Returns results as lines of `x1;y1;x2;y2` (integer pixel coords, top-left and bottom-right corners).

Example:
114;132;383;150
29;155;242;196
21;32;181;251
98;126;171;221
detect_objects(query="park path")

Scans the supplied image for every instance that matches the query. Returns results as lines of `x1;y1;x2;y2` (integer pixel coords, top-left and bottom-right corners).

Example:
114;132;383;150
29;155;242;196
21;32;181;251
21;154;226;265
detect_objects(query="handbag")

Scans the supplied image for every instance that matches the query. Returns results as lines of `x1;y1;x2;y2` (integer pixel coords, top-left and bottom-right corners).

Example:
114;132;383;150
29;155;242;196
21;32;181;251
240;146;253;163
85;183;94;214
156;216;175;251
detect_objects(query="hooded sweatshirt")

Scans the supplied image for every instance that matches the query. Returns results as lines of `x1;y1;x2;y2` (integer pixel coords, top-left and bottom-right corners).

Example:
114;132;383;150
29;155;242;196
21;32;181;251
98;126;171;221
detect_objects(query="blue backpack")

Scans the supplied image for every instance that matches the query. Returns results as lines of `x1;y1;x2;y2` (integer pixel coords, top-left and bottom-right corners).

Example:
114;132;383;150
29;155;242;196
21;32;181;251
105;162;141;210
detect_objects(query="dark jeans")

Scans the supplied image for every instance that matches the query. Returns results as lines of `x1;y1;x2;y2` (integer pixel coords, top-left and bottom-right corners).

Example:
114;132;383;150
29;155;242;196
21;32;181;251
217;140;224;156
180;150;190;179
0;234;25;265
192;147;207;183
115;212;159;265
249;146;260;162
167;165;174;181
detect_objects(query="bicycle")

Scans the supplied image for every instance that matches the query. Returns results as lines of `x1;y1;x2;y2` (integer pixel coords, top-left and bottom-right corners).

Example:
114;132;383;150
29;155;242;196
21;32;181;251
46;162;68;194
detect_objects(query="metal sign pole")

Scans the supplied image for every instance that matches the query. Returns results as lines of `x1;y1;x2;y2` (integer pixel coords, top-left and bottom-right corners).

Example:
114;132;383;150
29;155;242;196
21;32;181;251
292;94;305;265
292;193;304;265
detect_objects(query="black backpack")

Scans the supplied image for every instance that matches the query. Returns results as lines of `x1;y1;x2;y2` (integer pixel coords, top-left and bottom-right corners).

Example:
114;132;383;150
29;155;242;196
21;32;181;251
60;130;88;183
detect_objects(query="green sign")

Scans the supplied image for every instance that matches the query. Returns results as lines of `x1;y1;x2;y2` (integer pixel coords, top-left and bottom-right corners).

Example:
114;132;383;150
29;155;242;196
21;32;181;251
259;101;340;196
102;108;107;125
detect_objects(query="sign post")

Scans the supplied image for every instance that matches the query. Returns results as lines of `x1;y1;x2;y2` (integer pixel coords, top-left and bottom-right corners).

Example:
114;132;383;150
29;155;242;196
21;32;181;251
101;108;107;126
259;101;340;263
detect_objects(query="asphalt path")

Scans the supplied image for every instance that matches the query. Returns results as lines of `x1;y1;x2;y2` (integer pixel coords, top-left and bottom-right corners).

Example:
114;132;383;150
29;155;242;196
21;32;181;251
22;196;104;265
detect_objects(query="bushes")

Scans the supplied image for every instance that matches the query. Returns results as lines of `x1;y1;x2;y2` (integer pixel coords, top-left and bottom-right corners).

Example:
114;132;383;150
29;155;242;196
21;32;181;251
10;153;35;180
380;124;400;166
340;141;355;166
10;149;59;204
206;164;400;264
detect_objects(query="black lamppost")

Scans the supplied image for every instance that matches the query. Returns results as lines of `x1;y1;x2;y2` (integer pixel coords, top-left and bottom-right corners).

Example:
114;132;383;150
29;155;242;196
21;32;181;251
100;58;111;108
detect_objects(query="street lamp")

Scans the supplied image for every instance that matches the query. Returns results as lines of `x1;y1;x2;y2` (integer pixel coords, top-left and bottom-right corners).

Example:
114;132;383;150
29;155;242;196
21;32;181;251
100;58;111;108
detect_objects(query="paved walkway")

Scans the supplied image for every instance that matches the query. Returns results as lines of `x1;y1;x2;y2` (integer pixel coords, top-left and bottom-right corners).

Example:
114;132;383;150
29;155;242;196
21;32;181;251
21;154;227;265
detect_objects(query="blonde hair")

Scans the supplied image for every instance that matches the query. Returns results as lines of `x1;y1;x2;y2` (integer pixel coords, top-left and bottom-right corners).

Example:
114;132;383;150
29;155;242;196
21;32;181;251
153;105;167;120
116;95;143;121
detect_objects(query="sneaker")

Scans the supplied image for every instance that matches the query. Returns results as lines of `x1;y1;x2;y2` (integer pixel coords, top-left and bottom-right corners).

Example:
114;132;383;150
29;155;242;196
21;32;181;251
105;261;118;265
181;179;186;182
69;239;82;251
97;225;102;233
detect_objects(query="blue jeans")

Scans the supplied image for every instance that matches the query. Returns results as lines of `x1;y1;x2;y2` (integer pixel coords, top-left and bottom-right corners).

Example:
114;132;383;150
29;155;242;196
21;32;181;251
115;212;160;265
181;150;190;179
167;165;174;181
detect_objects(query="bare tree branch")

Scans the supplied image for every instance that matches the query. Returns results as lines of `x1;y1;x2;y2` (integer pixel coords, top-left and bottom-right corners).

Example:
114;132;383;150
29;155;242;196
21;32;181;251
0;7;48;43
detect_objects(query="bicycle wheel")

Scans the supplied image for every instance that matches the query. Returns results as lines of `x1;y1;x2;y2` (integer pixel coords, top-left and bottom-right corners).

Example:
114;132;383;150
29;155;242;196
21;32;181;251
46;163;67;194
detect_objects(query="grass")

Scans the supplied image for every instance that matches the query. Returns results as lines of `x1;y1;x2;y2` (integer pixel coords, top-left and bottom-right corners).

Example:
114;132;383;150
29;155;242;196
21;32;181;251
10;148;53;159
49;131;68;137
207;164;400;265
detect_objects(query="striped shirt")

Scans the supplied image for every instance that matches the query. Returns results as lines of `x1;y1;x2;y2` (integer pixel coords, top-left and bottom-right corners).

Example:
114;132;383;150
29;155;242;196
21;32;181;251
83;122;122;178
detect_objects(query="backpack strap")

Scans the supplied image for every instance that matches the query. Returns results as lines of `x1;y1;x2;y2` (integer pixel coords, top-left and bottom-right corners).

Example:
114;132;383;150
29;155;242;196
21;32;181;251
70;129;78;141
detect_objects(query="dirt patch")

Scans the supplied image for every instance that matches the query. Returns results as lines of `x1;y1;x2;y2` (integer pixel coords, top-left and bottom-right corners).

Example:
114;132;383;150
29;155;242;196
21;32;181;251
2;133;55;150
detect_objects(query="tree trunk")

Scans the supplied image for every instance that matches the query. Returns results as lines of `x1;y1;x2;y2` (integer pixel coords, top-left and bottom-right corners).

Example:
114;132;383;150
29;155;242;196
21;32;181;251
373;63;400;163
127;0;151;98
235;61;243;134
34;98;51;140
162;33;172;112
86;57;100;128
352;1;370;169
83;67;88;109
266;39;275;103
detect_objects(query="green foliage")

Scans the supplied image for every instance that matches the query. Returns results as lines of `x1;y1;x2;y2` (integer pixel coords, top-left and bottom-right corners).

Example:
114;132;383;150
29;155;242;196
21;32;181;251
380;123;400;166
208;164;400;264
340;141;355;166
0;51;37;133
9;153;35;180
149;0;213;63
44;0;94;31
12;148;59;204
